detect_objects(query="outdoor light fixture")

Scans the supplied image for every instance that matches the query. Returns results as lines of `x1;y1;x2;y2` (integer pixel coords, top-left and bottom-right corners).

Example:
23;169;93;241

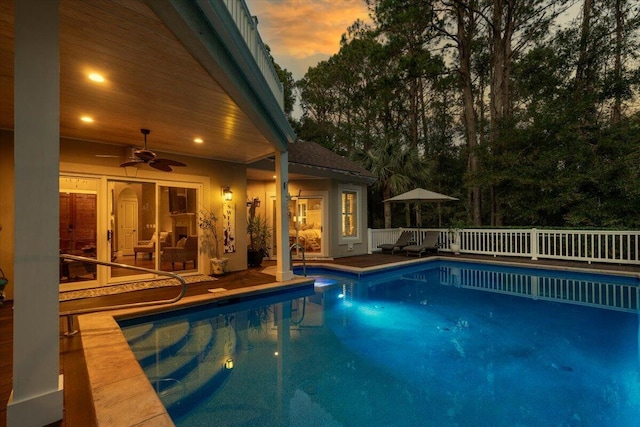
224;358;234;370
222;186;233;201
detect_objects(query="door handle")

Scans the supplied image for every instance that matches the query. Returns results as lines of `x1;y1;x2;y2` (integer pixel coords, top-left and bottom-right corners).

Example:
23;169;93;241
107;230;112;241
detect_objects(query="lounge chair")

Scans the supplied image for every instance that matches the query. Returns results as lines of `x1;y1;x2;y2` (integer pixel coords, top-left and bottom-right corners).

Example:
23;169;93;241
405;231;440;257
378;230;414;254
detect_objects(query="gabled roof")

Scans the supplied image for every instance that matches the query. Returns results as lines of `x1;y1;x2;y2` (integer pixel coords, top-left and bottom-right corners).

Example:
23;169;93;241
251;140;377;184
289;141;376;182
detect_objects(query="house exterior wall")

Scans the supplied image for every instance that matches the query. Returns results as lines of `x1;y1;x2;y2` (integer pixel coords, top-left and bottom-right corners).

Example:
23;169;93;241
60;138;249;274
330;180;370;258
0;131;252;300
247;178;370;259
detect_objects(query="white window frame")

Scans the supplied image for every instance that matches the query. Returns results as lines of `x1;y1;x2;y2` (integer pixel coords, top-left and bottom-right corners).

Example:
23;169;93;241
339;184;362;244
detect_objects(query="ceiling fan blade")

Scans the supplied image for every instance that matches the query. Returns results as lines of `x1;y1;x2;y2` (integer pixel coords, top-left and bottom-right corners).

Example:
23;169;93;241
149;161;173;172
155;158;186;167
120;160;144;167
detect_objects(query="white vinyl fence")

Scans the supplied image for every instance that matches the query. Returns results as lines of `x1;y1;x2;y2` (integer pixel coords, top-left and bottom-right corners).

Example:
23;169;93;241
369;228;640;265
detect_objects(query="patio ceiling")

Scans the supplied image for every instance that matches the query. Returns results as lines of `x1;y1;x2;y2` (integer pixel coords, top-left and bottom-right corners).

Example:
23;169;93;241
0;0;285;164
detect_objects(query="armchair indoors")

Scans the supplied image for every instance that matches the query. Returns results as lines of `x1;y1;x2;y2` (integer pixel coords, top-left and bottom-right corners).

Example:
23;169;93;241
161;235;198;270
134;231;171;262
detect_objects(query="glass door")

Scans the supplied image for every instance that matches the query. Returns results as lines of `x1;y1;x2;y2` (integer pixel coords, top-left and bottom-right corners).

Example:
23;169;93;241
158;185;198;274
59;177;99;286
108;180;157;280
282;195;325;257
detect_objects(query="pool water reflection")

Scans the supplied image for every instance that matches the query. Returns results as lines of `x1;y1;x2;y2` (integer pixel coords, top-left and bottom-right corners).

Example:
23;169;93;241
120;261;640;426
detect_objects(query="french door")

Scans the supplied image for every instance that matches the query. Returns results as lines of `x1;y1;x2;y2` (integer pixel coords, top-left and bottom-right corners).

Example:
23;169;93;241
271;192;327;257
108;181;200;281
59;176;99;289
59;175;202;289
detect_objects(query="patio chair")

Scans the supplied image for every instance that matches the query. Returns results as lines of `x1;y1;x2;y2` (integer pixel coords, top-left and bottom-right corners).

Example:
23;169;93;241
405;231;440;257
378;230;414;254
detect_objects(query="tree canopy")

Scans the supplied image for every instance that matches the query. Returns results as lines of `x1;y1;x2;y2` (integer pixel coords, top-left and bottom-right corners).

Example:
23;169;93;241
288;0;640;228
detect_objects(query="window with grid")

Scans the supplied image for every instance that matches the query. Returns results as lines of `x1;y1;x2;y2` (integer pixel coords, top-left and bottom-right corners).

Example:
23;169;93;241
341;190;358;238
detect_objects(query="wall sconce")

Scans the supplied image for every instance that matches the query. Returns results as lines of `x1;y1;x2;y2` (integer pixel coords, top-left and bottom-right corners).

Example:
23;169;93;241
222;186;233;201
224;358;234;370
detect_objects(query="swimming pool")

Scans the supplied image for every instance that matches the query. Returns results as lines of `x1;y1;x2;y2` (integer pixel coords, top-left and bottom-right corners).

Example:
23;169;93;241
119;260;640;426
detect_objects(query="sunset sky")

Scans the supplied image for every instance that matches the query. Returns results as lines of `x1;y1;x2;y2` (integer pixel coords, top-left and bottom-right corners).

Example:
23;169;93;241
245;0;371;80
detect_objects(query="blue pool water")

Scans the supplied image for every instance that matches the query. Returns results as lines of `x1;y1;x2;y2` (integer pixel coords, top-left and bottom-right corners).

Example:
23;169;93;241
120;260;640;426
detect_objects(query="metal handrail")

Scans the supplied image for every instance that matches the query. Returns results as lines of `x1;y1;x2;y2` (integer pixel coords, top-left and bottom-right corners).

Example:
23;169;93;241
289;243;306;277
60;254;188;335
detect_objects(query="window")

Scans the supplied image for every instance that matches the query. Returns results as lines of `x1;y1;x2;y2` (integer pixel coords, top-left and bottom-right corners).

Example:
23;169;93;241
341;188;359;239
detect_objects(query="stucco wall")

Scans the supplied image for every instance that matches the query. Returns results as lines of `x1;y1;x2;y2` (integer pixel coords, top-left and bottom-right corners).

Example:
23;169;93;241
59;138;248;273
248;178;370;259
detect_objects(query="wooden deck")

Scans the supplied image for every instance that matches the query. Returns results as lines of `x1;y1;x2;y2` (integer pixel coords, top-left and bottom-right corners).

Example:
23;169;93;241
1;253;639;426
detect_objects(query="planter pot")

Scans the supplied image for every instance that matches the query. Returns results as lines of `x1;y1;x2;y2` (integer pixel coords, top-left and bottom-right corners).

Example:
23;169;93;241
247;250;264;267
450;243;460;255
210;258;228;276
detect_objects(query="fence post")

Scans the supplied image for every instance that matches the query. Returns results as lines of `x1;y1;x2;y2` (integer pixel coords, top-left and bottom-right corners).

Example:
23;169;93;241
531;228;538;260
367;228;373;254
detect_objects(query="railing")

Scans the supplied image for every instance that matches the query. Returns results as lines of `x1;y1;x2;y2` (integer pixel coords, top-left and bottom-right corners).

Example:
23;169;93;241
369;228;640;265
434;264;639;312
290;243;307;277
60;254;187;335
222;0;285;109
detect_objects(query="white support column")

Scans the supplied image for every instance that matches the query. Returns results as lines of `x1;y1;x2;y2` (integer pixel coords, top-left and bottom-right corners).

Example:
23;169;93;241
8;1;64;426
275;150;294;281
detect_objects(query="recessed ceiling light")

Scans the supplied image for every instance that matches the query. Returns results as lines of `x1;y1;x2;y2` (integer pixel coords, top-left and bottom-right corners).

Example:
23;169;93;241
194;138;203;144
88;73;105;83
81;116;94;123
273;175;277;179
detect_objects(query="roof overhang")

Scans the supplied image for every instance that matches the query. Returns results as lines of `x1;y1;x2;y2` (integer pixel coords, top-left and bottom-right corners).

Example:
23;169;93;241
0;0;295;164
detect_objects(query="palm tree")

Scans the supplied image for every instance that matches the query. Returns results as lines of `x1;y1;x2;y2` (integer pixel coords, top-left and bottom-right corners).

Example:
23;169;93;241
354;139;430;228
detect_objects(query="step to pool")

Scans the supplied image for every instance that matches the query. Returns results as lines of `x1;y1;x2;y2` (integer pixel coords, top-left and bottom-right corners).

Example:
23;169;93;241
143;319;215;389
160;323;237;412
124;321;190;366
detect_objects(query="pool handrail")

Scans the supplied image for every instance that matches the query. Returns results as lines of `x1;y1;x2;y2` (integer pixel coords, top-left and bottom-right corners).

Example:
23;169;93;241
289;243;306;276
59;254;188;335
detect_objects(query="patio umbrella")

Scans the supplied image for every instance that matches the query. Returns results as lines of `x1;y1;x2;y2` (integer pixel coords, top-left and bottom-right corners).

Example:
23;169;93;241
383;188;458;227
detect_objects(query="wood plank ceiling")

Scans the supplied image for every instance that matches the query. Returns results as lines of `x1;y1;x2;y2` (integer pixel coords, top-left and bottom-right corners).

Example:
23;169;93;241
0;0;277;164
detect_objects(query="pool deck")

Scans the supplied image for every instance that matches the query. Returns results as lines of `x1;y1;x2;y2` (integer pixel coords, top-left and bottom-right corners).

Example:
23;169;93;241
1;252;639;426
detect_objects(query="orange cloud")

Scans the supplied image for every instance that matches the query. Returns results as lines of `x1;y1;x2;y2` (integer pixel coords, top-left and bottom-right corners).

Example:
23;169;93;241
246;0;370;59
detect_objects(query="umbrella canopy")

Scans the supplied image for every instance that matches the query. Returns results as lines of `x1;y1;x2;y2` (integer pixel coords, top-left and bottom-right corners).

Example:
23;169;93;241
383;188;459;203
383;188;458;227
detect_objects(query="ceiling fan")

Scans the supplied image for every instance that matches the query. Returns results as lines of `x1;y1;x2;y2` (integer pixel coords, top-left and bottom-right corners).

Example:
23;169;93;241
120;129;186;172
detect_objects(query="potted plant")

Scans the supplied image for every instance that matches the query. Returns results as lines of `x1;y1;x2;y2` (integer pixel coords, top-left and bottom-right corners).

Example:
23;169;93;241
198;209;228;275
448;223;463;255
247;213;271;267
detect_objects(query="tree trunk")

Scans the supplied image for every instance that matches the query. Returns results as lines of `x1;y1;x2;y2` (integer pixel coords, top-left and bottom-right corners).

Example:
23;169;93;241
456;0;482;226
489;0;514;226
612;0;623;124
384;188;392;228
